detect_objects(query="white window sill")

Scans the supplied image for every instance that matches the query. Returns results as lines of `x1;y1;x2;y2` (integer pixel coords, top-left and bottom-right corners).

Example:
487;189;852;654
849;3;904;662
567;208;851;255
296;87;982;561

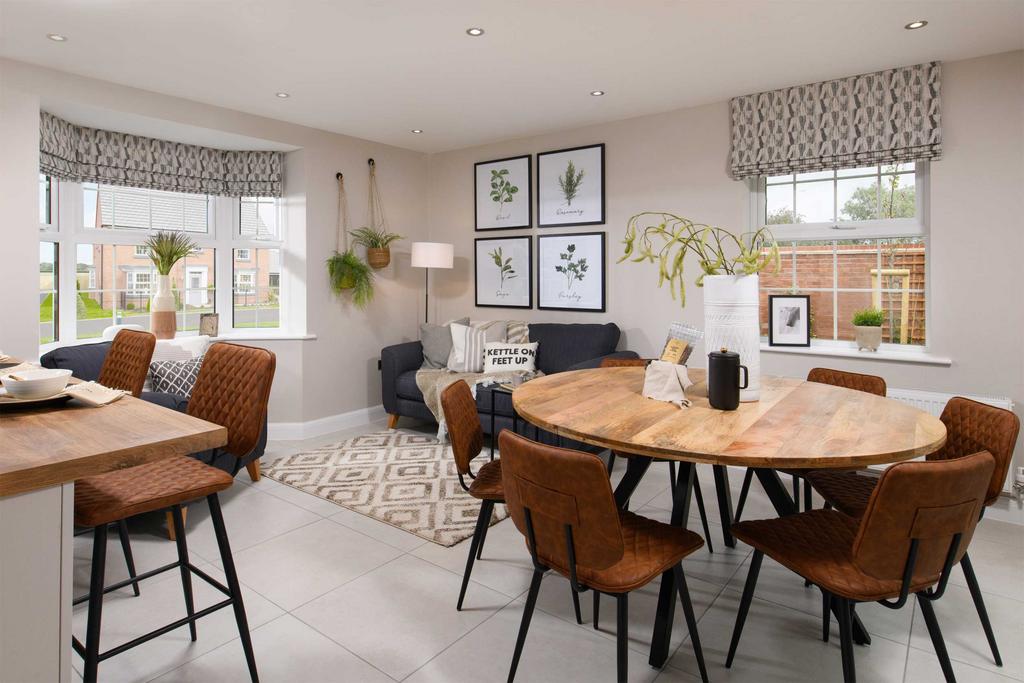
213;332;316;342
760;342;951;366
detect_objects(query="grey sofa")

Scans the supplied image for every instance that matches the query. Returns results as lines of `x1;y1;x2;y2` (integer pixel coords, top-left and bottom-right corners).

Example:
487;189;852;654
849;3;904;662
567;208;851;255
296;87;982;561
381;322;637;446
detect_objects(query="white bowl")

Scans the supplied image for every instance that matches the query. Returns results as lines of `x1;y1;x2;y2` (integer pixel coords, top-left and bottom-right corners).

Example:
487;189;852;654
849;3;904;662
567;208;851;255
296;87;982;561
0;368;73;399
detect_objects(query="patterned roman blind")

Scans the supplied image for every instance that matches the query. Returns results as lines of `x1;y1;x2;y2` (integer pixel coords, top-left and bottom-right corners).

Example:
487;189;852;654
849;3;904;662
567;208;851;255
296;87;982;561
729;62;942;180
39;112;283;197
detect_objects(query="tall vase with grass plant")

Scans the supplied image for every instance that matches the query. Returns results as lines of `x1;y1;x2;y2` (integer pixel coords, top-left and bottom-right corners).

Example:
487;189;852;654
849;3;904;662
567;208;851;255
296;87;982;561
145;231;197;339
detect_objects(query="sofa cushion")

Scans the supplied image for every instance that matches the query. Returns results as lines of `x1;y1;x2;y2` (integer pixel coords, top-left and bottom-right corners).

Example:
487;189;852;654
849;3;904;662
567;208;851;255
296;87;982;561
529;323;620;375
40;342;111;381
396;370;424;401
149;356;204;398
420;317;469;369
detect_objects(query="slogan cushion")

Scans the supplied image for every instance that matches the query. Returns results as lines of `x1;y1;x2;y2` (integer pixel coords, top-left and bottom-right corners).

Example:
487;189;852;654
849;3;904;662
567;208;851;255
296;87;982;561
483;342;539;374
148;355;205;398
448;321;507;373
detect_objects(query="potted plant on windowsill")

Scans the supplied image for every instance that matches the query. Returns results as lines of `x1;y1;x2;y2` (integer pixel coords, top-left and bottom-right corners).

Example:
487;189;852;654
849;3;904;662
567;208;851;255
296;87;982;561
350;226;403;269
852;307;885;352
145;231;197;339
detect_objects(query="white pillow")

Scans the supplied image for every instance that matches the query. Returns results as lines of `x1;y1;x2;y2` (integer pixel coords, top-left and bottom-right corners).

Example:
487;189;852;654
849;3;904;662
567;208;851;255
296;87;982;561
448;321;507;373
483;342;538;374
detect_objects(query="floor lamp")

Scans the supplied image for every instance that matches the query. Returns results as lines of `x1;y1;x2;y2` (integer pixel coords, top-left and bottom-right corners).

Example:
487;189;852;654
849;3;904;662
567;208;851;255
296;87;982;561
411;242;454;324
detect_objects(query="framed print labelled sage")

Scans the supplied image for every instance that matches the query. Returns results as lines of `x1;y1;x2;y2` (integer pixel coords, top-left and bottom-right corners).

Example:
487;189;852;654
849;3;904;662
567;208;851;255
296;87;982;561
475;236;532;308
537;232;605;312
475;155;532;230
537;143;605;227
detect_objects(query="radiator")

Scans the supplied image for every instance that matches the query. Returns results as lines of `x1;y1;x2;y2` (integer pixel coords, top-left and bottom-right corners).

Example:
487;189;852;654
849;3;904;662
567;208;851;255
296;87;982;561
885;388;1016;493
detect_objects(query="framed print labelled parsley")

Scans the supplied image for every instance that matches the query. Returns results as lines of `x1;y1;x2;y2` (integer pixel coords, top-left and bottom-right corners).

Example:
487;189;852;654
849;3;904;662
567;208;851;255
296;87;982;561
475;155;532;230
475;236;532;308
537;144;605;227
537;232;605;312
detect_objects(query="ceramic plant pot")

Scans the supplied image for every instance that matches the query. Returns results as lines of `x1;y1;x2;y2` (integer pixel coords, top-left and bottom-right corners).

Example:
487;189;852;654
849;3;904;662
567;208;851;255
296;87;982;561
855;325;883;352
151;273;177;339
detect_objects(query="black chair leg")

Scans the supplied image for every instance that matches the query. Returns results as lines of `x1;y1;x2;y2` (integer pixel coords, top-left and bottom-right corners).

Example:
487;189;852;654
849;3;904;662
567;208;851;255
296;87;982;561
802;477;813;511
822;589;831;642
616;593;628;683
208;493;258;683
458;500;492;611
476;506;492;561
673;564;709;683
508;568;545;683
171;505;197;642
791;475;801;511
83;524;109;683
917;594;956;683
734;468;754;522
693;473;714;554
606;450;617;475
837;597;856;683
961;553;1002;666
726;549;763;667
116;519;140;597
572;584;583;625
593;590;600;629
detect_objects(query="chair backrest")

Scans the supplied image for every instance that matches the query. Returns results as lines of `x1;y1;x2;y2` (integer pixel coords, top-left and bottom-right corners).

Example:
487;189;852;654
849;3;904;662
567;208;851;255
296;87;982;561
853;451;994;586
98;329;156;397
440;380;483;476
928;397;1019;506
599;357;648;368
499;430;624;572
188;342;275;458
806;368;886;396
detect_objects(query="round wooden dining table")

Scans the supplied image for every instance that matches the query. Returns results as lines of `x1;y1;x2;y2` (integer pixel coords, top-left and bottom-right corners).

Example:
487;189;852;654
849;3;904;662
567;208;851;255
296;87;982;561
512;365;947;667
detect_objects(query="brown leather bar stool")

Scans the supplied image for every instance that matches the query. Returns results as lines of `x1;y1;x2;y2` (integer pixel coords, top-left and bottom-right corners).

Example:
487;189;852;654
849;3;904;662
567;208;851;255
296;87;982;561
72;342;275;683
733;367;886;520
807;396;1020;667
727;451;995;683
499;430;709;683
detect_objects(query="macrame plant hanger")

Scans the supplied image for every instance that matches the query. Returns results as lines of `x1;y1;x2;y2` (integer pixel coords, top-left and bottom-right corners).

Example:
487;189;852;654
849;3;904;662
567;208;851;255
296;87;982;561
363;158;394;269
327;171;374;308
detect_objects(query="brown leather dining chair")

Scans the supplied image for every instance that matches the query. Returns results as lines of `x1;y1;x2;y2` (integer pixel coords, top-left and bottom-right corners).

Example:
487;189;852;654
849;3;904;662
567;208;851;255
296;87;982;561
99;329;157;398
499;430;709;683
733;367;886;520
72;342;275;683
727;451;995;683
807;396;1020;668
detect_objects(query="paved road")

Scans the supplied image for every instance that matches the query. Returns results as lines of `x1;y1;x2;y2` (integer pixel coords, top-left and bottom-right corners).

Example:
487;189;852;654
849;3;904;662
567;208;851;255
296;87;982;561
39;308;279;341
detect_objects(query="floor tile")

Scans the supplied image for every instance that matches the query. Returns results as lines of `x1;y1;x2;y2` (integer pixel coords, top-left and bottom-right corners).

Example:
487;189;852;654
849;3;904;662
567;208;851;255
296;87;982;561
903;642;1018;683
151;613;393;682
293;554;511;680
947;537;1024;602
330;506;429;552
245;475;345;517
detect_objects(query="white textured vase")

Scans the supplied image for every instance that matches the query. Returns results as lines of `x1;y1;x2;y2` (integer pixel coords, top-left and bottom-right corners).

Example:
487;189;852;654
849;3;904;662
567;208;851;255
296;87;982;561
703;274;761;402
151;273;177;339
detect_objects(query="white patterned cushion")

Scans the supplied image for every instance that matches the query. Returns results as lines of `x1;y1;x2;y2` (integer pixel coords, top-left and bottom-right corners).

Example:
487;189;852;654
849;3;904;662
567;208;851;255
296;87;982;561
149;355;205;398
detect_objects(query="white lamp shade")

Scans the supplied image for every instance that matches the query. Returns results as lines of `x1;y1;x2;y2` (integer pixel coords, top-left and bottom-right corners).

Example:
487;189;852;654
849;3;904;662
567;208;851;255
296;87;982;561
411;242;454;269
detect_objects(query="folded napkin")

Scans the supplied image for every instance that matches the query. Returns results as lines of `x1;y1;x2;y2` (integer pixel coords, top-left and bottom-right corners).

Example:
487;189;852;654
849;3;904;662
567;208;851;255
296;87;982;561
64;382;128;407
642;360;693;408
0;362;40;378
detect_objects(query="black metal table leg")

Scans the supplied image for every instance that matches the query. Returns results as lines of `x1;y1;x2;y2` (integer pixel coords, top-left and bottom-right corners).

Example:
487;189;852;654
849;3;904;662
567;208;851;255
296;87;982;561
489;390;496;460
713;465;736;548
613;455;653;508
649;463;695;668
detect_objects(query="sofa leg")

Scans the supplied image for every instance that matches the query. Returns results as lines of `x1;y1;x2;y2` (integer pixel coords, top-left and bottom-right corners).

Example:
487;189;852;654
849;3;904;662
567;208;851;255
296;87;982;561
166;507;187;541
387;414;400;430
245;459;261;482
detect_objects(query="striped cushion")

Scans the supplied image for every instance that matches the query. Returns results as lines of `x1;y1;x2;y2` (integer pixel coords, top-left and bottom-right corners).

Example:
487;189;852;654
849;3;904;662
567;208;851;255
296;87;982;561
447;321;507;372
506;320;529;344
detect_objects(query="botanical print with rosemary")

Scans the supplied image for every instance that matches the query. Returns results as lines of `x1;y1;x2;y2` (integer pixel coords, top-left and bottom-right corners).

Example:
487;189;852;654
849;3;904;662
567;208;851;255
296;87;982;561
558;160;584;206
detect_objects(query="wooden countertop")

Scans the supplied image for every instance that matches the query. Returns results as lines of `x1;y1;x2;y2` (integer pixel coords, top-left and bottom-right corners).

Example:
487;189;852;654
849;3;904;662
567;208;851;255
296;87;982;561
0;393;227;497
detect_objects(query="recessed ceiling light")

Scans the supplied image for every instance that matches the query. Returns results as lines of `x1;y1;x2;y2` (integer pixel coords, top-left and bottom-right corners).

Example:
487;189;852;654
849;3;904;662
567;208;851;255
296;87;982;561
275;92;290;98
411;129;423;134
46;33;67;42
465;27;484;36
590;90;606;97
904;20;928;30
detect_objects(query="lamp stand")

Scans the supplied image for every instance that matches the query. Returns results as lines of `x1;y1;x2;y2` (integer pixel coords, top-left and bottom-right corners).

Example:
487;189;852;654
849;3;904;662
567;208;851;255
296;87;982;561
423;268;430;324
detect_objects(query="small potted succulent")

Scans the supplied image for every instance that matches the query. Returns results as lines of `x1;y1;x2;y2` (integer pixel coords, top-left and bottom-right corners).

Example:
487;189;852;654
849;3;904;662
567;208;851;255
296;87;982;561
852;307;885;351
145;231;197;339
350;226;403;269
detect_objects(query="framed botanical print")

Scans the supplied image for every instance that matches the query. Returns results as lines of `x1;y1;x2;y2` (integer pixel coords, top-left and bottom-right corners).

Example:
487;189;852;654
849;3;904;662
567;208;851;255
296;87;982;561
475;236;532;308
768;294;811;347
537;143;605;227
537;232;605;312
475;155;532;230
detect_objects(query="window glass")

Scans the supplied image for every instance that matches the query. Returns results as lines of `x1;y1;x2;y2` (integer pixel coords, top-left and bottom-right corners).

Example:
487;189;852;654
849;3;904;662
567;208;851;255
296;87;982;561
84;183;209;233
39;174;52;226
239;196;279;239
39;242;58;344
233;248;280;329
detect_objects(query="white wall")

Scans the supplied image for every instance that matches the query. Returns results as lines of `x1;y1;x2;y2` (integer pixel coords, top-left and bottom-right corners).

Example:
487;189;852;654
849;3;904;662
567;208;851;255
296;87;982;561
427;51;1024;519
0;58;430;424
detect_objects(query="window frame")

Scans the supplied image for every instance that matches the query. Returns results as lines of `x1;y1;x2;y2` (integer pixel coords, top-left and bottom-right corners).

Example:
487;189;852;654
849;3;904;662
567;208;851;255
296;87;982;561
39;178;286;350
749;162;931;352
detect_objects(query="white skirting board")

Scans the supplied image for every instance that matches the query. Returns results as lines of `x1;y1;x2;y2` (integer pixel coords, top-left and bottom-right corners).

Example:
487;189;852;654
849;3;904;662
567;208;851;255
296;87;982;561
268;404;387;441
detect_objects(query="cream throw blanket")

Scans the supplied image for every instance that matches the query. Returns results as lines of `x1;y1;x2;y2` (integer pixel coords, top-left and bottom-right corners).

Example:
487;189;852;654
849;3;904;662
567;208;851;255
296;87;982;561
416;368;542;440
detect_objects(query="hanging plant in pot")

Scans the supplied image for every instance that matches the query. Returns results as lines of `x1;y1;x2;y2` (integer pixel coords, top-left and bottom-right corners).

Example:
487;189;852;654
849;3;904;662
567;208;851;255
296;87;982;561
145;231;197;339
350;226;403;269
619;212;780;401
327;172;374;308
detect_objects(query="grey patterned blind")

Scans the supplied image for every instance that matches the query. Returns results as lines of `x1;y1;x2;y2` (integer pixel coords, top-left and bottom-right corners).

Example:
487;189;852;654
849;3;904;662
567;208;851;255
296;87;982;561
729;62;942;180
39;112;283;197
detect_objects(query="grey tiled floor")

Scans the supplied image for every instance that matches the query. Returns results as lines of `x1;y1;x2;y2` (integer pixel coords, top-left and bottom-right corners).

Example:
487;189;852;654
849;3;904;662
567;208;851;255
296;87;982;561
72;419;1024;682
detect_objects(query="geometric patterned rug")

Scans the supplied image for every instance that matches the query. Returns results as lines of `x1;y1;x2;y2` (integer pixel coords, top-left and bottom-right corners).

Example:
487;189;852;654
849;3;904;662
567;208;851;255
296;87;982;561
263;431;507;547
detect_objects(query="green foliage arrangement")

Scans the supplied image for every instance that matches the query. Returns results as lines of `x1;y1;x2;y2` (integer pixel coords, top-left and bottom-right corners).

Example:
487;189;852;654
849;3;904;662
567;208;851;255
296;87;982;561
349;226;404;249
619;212;780;307
489;247;517;289
558;160;585;206
145;231;197;275
489;169;519;219
852;307;885;327
327;250;374;309
554;243;588;290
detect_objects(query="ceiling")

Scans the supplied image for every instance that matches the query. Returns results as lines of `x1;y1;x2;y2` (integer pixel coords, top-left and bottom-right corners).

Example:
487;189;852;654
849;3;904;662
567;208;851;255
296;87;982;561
1;0;1021;153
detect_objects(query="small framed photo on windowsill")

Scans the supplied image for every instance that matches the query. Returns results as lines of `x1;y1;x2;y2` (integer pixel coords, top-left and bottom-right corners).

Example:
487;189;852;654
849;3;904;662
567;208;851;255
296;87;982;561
768;295;810;347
